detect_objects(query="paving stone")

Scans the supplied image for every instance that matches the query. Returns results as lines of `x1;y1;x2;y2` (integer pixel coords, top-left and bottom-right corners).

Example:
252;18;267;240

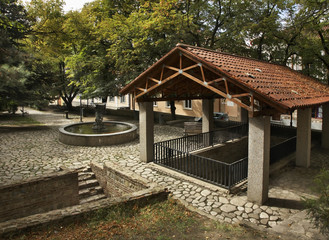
220;204;236;213
218;197;229;204
245;202;253;208
230;197;247;207
210;211;218;216
268;221;277;227
198;202;206;207
237;206;244;211
260;212;269;219
266;208;273;215
204;206;212;212
260;219;269;225
2;108;327;240
248;213;260;220
245;207;253;213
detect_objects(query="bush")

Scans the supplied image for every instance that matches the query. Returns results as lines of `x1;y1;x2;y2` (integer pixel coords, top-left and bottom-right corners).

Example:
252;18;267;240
303;169;329;235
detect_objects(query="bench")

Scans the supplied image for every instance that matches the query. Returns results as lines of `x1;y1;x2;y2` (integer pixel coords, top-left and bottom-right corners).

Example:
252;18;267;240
184;122;202;136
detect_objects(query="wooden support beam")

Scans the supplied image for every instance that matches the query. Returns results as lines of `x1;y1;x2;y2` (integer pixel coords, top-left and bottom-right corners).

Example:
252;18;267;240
231;93;251;98
224;78;229;95
182;64;199;72
148;77;159;83
164;65;179;72
136;87;145;92
181;71;252;111
135;72;180;99
200;64;206;83
207;78;225;85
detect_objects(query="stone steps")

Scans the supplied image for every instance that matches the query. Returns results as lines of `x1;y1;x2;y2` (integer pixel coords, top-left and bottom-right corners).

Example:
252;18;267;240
77;167;107;204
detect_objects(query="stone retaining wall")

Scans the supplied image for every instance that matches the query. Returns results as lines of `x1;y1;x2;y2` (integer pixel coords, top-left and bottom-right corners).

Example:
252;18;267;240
0;170;79;222
91;161;152;197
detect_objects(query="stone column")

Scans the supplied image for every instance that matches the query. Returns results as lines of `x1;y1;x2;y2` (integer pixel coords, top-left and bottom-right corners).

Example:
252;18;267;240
202;99;214;133
202;99;214;146
296;108;312;167
322;103;329;149
139;102;154;163
247;116;271;205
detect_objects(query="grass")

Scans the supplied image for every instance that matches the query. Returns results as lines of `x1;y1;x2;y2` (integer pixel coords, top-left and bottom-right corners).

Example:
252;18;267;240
2;194;289;240
0;114;41;126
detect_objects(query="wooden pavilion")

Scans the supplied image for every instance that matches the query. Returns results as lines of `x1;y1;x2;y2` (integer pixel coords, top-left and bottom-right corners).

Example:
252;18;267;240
120;43;329;204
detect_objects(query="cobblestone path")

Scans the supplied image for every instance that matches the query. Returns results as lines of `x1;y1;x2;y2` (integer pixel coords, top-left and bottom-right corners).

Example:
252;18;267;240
0;108;328;239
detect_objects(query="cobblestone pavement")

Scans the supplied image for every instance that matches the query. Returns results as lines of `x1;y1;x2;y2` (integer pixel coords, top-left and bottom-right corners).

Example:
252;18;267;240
0;108;328;239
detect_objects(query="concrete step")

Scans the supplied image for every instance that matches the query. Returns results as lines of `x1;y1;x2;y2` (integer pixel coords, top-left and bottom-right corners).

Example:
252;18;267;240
78;179;99;190
79;193;107;204
79;186;104;198
78;172;94;181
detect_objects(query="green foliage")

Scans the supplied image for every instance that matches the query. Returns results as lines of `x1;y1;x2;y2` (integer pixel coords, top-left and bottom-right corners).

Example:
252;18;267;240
303;169;329;235
5;0;328;110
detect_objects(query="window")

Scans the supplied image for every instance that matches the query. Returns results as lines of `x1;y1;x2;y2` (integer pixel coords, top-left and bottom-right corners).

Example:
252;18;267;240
109;96;115;102
166;101;171;108
120;95;126;103
184;100;192;109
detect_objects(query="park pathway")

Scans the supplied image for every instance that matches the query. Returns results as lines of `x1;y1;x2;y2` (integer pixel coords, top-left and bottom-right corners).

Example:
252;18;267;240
0;107;328;239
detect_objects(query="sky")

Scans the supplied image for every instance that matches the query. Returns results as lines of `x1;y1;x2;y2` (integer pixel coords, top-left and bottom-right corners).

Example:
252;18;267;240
62;0;93;12
21;0;93;12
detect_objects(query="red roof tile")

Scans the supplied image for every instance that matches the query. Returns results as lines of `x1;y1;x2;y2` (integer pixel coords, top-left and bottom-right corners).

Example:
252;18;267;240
181;44;329;109
121;44;329;112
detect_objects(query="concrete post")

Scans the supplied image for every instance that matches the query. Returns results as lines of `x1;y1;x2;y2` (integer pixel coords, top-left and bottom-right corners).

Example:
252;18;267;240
202;99;214;133
202;99;214;146
322;103;329;149
296;108;312;167
139;102;154;163
247;116;271;205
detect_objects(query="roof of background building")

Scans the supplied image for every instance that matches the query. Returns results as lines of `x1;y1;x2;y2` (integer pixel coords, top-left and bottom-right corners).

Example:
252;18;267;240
121;43;329;113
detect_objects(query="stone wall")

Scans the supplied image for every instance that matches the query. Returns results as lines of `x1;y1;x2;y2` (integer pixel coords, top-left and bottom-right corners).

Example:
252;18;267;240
0;170;79;222
91;162;151;197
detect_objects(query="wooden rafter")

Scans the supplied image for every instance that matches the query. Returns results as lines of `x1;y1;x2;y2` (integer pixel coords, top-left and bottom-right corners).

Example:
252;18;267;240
181;71;252;111
134;52;256;113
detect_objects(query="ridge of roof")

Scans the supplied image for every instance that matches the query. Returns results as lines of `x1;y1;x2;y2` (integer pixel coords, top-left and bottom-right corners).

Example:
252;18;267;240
176;43;327;88
176;43;304;75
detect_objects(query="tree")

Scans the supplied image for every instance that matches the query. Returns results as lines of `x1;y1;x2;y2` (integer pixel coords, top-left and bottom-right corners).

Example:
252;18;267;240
303;169;329;235
295;0;329;83
25;0;80;110
0;0;31;112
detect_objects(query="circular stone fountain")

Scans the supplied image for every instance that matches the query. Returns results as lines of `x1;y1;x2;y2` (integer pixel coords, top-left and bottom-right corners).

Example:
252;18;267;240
59;104;137;146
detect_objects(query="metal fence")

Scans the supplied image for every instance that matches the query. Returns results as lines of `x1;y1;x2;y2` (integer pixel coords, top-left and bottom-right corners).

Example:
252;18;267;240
154;123;296;190
154;124;248;189
155;124;248;153
154;145;248;189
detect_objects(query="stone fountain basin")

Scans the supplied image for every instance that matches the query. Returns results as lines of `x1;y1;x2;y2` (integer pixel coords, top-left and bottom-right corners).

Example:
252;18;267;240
59;121;138;146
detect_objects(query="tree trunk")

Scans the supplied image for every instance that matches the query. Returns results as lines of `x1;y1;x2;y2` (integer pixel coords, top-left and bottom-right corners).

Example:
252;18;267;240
170;101;176;120
61;96;73;110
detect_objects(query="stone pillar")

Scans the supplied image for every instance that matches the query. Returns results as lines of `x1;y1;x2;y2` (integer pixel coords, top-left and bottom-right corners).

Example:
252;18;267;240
247;116;271;205
202;99;214;133
296;108;312;167
139;102;154;163
322;103;329;149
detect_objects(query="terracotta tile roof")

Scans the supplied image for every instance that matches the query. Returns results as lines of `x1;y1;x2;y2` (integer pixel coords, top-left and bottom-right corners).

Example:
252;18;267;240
121;43;329;112
180;44;329;110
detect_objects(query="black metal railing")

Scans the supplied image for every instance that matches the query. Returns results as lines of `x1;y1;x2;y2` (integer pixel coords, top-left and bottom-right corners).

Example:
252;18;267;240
154;123;296;190
155;124;248;153
154;145;248;189
270;136;296;164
